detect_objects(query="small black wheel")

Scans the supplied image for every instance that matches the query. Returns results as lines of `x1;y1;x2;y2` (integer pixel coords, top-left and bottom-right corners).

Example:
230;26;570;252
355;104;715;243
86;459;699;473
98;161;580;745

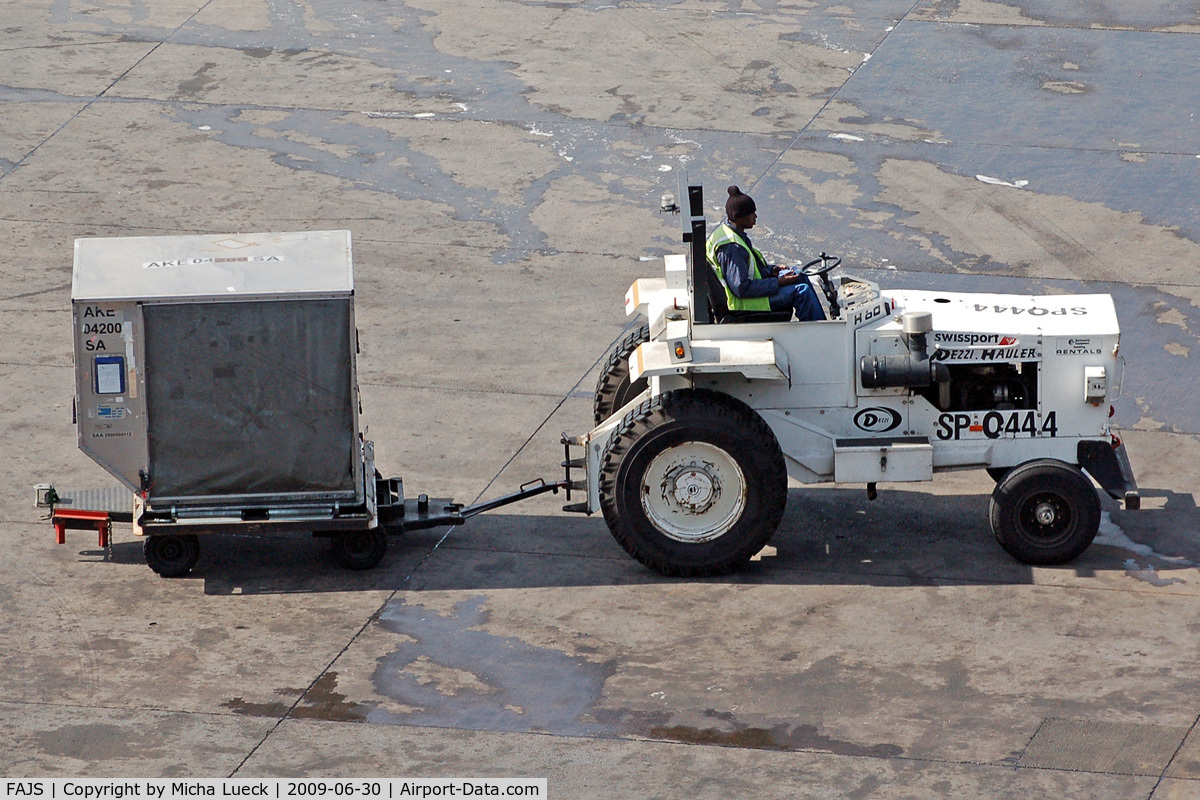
144;534;200;578
594;323;650;425
990;459;1101;565
331;529;388;570
600;388;787;576
986;467;1009;483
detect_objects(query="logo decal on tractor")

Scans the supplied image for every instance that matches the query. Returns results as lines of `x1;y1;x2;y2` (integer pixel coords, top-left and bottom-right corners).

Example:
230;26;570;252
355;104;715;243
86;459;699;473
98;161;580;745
931;345;1041;362
932;332;1018;346
854;407;902;433
1058;337;1101;355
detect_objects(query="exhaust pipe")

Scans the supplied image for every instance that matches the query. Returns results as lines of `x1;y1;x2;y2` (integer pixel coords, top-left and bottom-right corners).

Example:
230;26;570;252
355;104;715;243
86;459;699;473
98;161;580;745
859;311;949;389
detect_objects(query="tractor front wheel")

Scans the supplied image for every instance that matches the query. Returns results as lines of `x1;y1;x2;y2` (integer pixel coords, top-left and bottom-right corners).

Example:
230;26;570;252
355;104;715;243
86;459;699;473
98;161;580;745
599;389;787;576
990;459;1101;565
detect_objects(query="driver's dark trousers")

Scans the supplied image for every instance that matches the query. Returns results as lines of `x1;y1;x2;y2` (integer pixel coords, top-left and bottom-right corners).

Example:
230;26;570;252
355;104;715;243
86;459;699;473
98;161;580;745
768;281;826;321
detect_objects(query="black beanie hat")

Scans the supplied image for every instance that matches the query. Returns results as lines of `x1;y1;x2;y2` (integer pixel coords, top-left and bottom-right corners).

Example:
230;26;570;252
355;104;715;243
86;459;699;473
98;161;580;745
726;185;756;221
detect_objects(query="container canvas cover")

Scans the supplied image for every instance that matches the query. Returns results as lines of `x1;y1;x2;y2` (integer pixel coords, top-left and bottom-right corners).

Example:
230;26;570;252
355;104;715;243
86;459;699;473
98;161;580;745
143;299;356;500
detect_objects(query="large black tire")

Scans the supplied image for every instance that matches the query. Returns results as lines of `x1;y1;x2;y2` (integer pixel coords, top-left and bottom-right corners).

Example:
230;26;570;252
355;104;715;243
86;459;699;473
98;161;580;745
593;323;650;425
990;459;1101;565
599;389;787;576
331;529;388;570
144;534;200;578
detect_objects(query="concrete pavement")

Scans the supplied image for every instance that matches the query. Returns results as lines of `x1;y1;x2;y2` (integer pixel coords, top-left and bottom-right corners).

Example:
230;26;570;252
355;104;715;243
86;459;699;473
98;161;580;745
2;1;1199;797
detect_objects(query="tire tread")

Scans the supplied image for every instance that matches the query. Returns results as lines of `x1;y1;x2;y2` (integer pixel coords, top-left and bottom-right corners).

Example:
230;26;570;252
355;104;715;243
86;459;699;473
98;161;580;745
593;323;650;425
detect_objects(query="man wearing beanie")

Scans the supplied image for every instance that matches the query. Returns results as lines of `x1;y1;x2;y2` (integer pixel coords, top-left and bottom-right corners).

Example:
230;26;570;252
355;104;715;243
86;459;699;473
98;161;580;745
705;185;826;322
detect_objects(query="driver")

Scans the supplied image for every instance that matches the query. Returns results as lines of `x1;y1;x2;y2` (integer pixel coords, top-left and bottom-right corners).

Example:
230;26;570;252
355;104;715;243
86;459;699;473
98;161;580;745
705;185;826;321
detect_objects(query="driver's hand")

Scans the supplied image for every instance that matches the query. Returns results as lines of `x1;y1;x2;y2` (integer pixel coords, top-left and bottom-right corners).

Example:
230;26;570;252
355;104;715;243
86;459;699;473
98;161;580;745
777;272;801;286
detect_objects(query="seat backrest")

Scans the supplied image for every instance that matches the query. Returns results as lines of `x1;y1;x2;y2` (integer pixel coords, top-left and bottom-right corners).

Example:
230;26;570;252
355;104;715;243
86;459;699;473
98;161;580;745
704;261;732;321
704;260;793;324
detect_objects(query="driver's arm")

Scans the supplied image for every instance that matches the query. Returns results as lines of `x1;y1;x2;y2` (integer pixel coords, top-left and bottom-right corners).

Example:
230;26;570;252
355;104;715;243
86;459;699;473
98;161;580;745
718;244;779;298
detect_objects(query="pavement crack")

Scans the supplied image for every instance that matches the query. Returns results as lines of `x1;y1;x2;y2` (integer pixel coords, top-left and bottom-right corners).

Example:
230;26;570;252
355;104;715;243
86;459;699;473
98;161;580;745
0;2;218;182
0;283;71;303
1150;712;1200;797
749;0;925;193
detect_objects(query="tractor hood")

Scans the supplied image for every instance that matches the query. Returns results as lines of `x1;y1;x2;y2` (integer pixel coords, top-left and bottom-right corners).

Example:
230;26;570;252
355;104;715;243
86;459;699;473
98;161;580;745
885;289;1120;339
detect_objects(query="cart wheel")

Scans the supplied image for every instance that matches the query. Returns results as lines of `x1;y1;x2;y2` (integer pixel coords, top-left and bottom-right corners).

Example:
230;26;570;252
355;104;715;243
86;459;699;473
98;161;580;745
990;459;1101;565
331;529;388;570
600;389;787;576
593;323;650;424
144;534;200;578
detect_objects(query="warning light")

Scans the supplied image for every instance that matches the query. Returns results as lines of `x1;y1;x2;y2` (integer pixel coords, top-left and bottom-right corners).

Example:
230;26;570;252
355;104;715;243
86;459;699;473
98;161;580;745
675;344;686;358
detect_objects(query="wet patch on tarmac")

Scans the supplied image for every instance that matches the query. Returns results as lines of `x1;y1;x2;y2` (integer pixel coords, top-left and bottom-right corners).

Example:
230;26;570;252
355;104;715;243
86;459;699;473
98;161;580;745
1121;561;1186;588
753;144;1200;280
819;21;1200;150
155;99;810;264
913;1;1200;33
5;0;895;266
362;593;913;755
369;595;618;735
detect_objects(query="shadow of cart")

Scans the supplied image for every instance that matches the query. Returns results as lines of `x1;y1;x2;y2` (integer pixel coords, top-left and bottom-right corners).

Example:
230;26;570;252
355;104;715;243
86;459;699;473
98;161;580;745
72;482;1197;597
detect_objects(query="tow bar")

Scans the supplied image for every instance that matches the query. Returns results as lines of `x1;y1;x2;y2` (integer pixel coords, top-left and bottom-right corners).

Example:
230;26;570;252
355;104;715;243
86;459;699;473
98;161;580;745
375;477;572;532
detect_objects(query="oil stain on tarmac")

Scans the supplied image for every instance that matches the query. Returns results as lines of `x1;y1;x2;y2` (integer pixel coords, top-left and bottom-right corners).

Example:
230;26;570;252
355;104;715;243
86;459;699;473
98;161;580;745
225;673;366;722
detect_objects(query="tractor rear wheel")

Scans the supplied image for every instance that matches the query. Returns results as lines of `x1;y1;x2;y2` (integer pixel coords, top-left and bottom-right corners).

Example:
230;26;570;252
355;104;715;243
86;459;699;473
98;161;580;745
990;459;1100;565
599;389;787;576
593;323;650;424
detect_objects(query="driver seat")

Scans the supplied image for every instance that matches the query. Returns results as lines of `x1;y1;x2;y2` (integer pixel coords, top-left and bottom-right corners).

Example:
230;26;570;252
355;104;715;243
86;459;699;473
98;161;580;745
705;264;793;324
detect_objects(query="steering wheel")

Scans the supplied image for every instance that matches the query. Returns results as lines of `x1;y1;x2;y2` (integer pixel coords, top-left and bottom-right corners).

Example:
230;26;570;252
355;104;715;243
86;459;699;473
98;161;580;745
800;252;841;277
798;252;842;317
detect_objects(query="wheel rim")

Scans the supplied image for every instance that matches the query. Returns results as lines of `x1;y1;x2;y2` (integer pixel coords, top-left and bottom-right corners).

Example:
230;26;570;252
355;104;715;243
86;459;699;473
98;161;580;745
1017;491;1073;546
341;532;374;560
155;536;187;565
640;441;747;543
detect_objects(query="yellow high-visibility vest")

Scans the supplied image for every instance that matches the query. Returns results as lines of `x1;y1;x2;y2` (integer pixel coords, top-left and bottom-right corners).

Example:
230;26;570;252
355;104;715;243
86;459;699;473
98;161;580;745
705;223;772;312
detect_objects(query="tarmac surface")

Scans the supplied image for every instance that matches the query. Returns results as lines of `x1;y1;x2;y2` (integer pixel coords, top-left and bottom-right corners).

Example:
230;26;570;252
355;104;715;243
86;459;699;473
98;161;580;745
2;0;1200;797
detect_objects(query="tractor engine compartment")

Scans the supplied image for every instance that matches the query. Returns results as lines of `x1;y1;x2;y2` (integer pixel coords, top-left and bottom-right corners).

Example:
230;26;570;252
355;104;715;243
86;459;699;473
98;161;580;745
918;361;1039;413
